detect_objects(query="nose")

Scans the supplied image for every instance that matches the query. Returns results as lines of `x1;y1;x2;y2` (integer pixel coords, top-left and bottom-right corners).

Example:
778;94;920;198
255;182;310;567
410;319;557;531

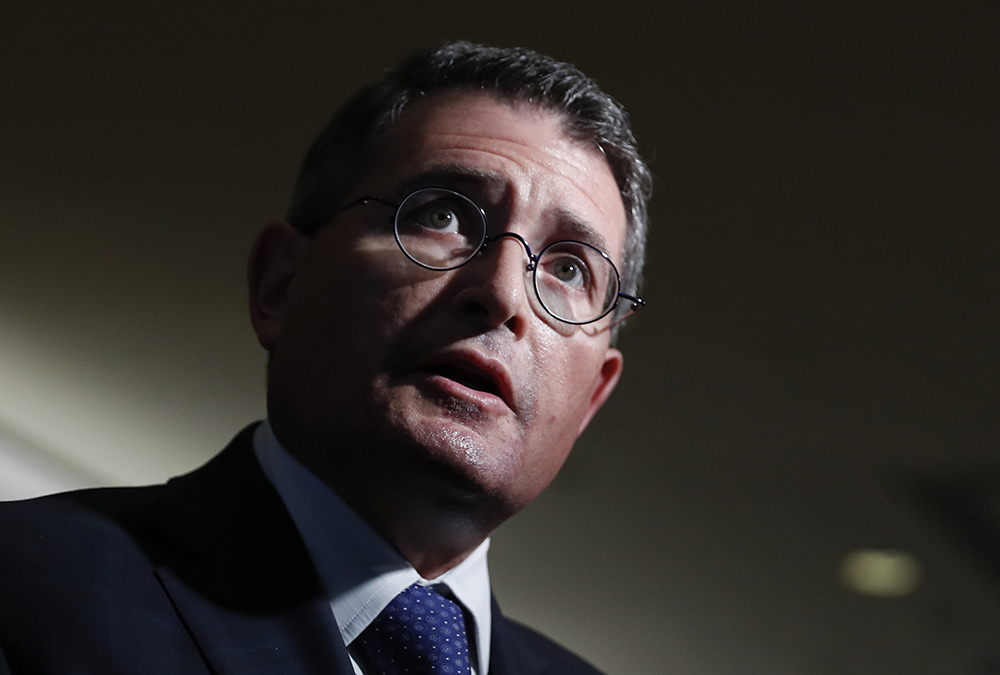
451;235;532;337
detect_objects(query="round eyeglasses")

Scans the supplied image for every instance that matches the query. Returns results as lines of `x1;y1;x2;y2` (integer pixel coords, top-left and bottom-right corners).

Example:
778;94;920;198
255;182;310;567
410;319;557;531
332;187;645;325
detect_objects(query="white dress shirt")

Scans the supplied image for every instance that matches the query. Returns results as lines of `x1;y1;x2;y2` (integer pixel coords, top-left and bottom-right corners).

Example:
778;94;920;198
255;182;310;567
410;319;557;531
253;421;493;675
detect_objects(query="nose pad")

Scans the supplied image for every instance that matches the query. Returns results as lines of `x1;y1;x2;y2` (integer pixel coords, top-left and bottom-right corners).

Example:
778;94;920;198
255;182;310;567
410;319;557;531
452;236;532;336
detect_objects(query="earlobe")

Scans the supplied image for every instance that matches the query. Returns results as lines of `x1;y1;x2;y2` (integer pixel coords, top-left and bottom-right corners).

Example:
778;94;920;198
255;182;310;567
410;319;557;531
577;348;624;436
247;221;308;351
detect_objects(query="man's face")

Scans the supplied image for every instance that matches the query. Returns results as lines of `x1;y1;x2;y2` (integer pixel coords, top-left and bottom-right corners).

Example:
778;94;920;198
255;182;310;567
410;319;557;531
255;91;626;518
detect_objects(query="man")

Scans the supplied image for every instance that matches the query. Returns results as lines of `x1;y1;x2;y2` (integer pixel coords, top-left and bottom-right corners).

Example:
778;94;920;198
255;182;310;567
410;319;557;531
0;41;651;675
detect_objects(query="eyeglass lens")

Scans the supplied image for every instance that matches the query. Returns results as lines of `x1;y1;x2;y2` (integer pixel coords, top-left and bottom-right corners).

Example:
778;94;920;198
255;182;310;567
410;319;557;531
394;188;620;324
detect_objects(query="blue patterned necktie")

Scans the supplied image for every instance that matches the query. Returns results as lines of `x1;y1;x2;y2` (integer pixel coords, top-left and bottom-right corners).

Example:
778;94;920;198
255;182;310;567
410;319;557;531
354;583;473;675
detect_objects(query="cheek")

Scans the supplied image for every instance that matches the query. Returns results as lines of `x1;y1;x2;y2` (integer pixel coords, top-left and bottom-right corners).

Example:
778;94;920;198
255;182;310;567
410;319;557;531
525;334;604;439
524;341;611;492
312;257;446;343
516;344;603;501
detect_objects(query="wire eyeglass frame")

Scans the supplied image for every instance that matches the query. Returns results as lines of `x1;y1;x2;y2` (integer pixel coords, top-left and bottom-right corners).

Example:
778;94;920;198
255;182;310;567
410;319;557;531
330;187;646;326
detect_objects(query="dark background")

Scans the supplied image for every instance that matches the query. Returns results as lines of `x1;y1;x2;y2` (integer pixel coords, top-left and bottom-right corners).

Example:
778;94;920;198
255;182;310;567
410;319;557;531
1;2;998;672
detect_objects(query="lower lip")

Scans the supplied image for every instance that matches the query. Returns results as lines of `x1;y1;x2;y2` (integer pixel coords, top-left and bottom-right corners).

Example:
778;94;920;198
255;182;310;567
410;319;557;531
418;373;512;414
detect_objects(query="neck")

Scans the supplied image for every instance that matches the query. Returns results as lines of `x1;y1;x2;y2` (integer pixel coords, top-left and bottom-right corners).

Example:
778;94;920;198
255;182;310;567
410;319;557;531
278;431;508;579
373;504;486;578
334;473;500;579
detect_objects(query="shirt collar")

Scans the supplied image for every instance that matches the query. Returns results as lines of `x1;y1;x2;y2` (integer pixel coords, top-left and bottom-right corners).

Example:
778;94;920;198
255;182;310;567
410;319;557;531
253;421;493;673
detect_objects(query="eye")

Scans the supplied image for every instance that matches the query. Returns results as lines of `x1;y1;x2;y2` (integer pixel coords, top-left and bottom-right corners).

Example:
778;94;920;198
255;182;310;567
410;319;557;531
543;254;593;291
412;200;463;234
535;241;619;324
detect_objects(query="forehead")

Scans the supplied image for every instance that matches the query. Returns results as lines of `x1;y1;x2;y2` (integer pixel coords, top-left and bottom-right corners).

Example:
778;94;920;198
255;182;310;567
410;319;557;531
356;91;627;258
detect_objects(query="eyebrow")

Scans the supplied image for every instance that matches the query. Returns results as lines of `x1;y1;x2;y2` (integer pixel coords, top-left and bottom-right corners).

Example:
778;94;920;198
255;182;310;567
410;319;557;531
548;208;614;257
394;163;506;198
394;163;616;256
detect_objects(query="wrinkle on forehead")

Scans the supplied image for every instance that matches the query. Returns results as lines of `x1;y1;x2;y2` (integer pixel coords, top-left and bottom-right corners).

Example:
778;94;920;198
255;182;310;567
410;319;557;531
421;115;611;206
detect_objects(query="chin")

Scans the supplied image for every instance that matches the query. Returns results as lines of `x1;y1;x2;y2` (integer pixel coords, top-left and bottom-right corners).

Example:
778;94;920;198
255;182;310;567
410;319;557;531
395;415;534;511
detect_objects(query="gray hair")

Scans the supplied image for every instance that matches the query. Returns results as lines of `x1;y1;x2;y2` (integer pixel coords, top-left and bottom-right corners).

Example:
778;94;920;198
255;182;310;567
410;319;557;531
287;41;652;327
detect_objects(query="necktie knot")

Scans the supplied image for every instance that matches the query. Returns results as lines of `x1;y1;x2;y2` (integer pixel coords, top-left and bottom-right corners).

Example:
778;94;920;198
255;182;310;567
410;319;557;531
354;583;472;675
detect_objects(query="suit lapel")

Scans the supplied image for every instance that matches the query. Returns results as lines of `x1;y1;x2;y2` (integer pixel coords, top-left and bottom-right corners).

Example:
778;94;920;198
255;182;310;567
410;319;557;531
147;425;354;675
155;567;351;675
489;597;551;675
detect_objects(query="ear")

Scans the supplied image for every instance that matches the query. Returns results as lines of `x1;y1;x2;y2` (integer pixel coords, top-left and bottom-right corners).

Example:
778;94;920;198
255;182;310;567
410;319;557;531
247;221;308;351
577;347;624;436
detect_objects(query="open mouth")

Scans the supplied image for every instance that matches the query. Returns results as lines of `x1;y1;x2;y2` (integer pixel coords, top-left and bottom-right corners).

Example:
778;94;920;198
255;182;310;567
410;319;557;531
427;362;503;399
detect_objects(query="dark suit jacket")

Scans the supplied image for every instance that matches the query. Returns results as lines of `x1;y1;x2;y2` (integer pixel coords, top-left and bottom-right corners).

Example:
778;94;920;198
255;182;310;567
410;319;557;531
0;425;604;675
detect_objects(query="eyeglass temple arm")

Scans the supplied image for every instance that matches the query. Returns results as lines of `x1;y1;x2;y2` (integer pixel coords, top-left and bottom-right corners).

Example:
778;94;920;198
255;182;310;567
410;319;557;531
618;293;646;311
330;195;399;219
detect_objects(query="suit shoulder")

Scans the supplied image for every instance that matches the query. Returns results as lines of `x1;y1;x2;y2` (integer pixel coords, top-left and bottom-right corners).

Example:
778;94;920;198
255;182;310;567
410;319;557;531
0;485;209;672
495;615;607;675
0;484;164;532
0;485;167;567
